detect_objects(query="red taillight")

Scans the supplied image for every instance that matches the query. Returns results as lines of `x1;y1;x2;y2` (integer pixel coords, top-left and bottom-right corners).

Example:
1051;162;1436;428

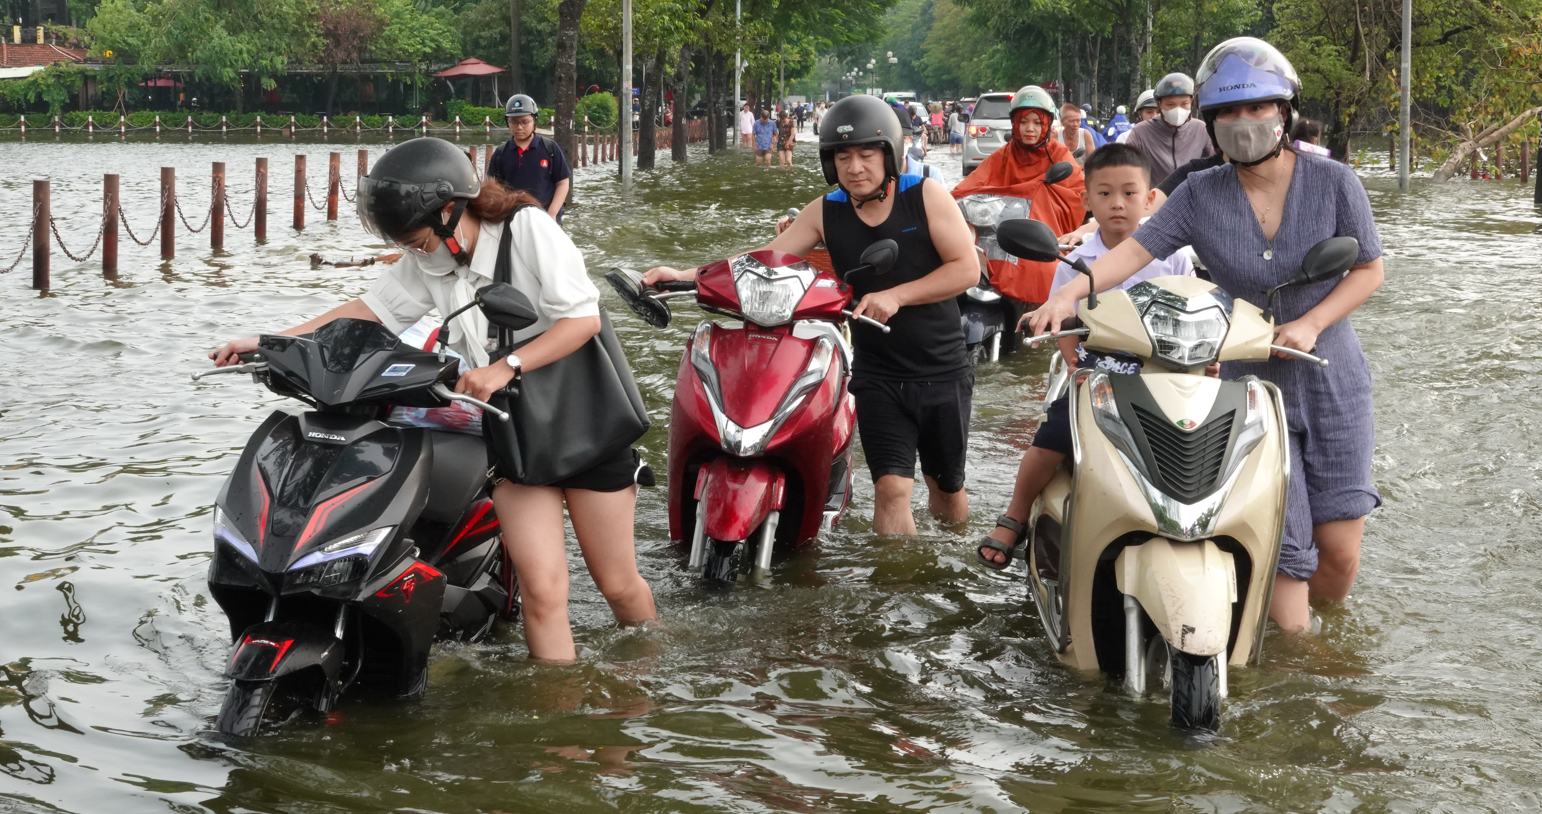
374;561;441;603
968;124;989;138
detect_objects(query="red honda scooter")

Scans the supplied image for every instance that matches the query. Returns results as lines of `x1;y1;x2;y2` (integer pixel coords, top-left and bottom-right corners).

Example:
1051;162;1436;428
607;240;896;582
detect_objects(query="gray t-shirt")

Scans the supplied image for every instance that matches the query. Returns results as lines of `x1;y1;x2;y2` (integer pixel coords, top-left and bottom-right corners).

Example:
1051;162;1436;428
1124;117;1215;188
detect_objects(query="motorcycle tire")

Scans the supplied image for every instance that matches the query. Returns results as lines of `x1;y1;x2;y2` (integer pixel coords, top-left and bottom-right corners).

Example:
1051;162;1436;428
1169;651;1221;731
215;679;277;737
702;539;746;584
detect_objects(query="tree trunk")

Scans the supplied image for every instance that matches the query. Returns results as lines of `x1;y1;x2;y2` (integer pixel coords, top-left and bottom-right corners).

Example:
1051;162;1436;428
509;0;523;95
1432;107;1542;182
706;49;720;153
672;43;691;162
638;50;662;169
552;0;587;164
711;51;729;152
325;70;340;116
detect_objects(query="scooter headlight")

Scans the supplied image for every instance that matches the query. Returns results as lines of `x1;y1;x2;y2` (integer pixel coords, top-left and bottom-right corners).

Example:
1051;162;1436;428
731;255;814;327
1141;302;1228;370
1218;379;1273;483
286;526;393;590
214;507;257;562
1088;371;1150;481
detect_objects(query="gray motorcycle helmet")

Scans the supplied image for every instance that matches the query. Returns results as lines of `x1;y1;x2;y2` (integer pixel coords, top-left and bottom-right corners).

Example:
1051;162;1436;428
818;95;905;186
1135;89;1158;111
505;93;538;119
356;138;479;250
1154;73;1196;100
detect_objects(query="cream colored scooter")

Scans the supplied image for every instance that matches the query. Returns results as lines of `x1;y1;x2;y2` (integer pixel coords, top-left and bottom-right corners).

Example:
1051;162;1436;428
996;219;1359;731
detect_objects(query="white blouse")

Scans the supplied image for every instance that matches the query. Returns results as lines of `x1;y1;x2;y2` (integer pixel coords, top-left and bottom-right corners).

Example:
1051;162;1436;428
360;207;600;369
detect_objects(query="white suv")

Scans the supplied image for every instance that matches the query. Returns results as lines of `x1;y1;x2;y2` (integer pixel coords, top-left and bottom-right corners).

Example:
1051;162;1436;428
961;93;1014;176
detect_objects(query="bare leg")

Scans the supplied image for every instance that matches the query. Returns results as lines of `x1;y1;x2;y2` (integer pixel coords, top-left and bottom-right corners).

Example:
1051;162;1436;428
924;475;968;525
492;481;576;661
872;474;917;535
1269;574;1310;634
1308;517;1365;602
565;486;656;624
979;447;1064;564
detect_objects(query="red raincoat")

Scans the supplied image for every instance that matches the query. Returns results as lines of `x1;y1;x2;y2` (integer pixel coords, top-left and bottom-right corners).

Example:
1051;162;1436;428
951;119;1086;304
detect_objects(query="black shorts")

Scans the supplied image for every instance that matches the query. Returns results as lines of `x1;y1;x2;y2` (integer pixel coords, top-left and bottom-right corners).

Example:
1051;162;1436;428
1031;394;1073;456
850;374;972;493
495;447;650;493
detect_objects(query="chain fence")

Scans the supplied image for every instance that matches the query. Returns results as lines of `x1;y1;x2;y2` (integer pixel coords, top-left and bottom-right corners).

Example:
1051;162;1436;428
174;192;212;233
0;205;40;274
49;207;107;263
118;190;169;247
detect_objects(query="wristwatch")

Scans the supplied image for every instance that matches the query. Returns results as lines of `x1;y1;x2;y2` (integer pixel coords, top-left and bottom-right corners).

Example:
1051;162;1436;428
504;353;523;378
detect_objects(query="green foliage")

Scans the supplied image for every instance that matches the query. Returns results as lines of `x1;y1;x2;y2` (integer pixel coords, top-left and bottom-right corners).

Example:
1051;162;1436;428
0;63;87;115
575;92;618;130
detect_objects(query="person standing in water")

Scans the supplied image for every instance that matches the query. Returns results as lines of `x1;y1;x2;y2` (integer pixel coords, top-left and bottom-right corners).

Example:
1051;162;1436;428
644;95;980;535
1026;38;1384;634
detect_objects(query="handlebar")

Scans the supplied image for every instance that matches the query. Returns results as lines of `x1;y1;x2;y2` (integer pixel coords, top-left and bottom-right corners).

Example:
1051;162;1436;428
1024;328;1090;347
430;383;511;422
842;309;893;334
653;280;698;293
1270;345;1329;368
192;360;268;381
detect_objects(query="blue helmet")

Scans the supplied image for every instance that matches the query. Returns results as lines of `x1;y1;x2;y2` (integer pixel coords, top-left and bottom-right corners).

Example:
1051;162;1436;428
1195;38;1300;113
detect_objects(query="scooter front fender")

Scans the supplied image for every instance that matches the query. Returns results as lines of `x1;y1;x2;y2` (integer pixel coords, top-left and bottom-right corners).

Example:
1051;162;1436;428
1114;537;1236;658
697;457;785;543
226;621;343;683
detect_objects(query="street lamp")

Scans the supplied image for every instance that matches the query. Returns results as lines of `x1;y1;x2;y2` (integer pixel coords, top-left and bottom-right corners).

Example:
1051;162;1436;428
887;52;897;91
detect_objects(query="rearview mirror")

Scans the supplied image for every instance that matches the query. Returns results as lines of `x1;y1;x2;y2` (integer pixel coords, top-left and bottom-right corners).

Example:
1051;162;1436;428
603;269;672;328
995;218;1062;263
476;282;541;331
858;239;898;276
1045;161;1074;185
1294;236;1359;285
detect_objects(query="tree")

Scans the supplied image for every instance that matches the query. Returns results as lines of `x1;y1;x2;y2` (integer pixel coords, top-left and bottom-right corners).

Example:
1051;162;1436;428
553;0;588;163
318;0;385;115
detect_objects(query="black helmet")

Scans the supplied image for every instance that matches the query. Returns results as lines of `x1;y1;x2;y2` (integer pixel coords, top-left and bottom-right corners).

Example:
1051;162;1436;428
818;95;904;187
357;138;479;262
505;93;538;119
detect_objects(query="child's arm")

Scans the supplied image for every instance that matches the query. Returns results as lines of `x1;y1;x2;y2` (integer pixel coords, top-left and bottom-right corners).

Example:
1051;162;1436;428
1056;335;1081;368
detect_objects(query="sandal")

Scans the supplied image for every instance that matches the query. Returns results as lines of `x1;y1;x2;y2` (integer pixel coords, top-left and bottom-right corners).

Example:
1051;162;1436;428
976;514;1028;571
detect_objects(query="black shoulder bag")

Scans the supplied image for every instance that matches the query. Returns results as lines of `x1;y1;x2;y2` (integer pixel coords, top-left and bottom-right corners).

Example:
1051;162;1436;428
482;207;650;485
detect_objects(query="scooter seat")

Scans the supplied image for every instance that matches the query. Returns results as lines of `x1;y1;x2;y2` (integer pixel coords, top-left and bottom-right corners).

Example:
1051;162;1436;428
420;431;489;525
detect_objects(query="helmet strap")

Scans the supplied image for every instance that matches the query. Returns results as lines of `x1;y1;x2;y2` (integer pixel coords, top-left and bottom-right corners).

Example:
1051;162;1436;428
850;176;894;209
433;198;472;265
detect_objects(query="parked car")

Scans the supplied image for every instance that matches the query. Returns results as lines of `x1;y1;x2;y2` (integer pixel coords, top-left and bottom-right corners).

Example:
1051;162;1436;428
962;92;1014;176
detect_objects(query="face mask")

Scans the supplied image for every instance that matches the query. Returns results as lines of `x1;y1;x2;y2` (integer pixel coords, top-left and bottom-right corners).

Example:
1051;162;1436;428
1214;115;1285;165
1161;106;1191;127
409;240;460;275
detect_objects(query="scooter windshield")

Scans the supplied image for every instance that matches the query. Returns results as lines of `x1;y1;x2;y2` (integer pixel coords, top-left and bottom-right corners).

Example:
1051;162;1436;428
313;319;402;373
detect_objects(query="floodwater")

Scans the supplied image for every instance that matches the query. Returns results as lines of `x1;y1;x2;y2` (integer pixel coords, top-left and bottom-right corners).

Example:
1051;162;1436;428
2;129;1541;813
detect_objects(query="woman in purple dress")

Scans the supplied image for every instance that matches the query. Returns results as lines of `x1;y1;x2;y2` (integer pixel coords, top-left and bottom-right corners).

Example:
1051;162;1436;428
1026;38;1385;634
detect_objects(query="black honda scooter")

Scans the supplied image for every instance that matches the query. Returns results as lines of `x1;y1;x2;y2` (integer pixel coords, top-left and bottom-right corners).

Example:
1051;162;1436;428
193;283;537;736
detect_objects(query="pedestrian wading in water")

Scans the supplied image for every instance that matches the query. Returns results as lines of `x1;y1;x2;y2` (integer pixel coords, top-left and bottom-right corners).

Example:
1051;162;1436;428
211;138;657;661
1027;37;1385;634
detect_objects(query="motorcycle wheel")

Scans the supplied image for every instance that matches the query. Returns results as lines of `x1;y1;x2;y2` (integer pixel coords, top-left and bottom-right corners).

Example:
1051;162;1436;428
1169;651;1221;731
215;679;278;737
702;539;747;584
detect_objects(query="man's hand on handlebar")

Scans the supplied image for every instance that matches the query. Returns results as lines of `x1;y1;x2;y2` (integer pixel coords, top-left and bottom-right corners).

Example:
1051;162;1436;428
642;266;697;287
210;337;259;367
851;290;902;325
775;216;793;236
456;362;516;403
1022;293;1078;338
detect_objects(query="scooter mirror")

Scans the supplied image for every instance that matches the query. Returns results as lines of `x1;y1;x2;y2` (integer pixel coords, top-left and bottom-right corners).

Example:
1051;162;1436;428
995;218;1062;263
476;282;541;331
1045;161;1075;185
1293;236;1359;285
858;239;899;276
604;269;673;329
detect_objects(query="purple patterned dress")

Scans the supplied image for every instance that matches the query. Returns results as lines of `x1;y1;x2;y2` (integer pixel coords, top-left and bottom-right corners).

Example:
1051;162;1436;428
1132;153;1383;580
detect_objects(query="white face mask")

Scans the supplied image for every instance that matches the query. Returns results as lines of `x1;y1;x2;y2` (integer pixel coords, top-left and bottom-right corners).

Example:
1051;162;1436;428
1161;106;1191;127
411;240;460;275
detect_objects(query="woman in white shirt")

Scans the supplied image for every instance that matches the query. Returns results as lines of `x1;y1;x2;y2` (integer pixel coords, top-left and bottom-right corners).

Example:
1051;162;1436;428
210;138;656;662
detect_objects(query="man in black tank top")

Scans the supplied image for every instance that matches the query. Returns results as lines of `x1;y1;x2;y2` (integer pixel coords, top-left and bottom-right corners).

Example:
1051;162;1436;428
645;95;979;535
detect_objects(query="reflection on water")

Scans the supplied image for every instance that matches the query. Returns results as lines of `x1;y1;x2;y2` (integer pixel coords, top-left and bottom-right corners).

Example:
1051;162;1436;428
2;132;1541;812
